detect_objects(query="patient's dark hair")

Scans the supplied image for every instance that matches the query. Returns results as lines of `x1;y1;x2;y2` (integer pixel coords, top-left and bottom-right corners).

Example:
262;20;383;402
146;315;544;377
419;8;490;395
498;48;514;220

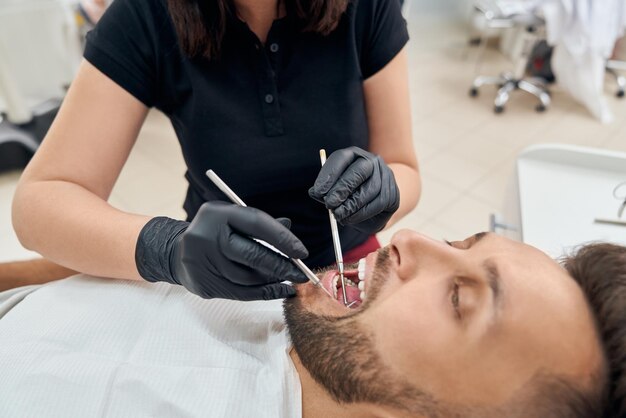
166;0;349;60
563;243;626;417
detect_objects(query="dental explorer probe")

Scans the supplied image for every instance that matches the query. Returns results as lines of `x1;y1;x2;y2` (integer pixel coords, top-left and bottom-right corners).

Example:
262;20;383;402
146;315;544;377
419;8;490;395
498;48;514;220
206;170;334;298
319;150;349;307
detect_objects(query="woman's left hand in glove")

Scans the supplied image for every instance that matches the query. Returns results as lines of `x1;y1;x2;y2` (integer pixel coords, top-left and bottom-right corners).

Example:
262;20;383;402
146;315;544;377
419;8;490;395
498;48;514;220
309;146;400;234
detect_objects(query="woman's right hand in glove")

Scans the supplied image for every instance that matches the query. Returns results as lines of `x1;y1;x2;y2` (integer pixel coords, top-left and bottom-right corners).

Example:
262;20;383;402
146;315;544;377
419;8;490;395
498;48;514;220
135;201;309;301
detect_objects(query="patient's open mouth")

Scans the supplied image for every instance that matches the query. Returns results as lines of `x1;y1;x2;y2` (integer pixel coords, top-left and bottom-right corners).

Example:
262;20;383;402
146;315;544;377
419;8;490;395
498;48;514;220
321;258;368;309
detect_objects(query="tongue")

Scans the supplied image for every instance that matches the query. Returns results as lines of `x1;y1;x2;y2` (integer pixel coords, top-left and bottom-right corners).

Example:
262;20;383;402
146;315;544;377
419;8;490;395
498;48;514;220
339;282;362;307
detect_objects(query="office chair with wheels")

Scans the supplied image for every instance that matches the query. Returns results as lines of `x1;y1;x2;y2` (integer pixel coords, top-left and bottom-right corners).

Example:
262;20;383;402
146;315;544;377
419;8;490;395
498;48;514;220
607;60;626;98
469;0;551;114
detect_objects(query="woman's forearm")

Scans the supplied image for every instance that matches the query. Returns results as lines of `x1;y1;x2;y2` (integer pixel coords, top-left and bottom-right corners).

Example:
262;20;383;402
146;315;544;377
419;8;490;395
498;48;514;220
362;47;419;230
387;163;421;228
12;180;151;281
9;61;155;282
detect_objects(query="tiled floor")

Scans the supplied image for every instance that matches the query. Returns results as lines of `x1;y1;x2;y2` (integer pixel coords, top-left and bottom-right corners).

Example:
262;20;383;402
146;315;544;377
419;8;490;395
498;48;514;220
1;17;625;262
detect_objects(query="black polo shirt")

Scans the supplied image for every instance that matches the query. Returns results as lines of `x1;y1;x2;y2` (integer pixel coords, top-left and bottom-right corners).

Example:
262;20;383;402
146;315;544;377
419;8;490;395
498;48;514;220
84;0;408;268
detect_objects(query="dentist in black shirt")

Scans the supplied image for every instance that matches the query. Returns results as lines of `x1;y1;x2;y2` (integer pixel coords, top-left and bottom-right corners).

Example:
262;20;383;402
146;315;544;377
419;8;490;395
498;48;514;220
12;0;420;301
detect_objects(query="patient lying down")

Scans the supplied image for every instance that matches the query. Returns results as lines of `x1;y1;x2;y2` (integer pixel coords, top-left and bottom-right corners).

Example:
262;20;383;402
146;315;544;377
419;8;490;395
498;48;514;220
0;230;623;418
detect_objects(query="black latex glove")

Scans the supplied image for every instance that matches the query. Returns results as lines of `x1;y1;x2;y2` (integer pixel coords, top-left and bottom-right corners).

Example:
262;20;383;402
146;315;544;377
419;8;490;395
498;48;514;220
135;201;309;301
309;146;400;234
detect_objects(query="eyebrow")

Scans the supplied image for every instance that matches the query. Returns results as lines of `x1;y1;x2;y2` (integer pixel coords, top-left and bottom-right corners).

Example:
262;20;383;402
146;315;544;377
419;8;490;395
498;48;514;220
467;233;504;324
483;259;503;313
473;232;488;243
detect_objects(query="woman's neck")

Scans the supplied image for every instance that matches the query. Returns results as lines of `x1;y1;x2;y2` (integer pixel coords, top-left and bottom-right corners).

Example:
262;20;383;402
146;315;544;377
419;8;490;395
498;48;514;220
234;0;284;43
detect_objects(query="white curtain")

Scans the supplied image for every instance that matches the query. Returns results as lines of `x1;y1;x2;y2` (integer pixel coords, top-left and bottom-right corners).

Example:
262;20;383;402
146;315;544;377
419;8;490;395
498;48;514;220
540;0;626;123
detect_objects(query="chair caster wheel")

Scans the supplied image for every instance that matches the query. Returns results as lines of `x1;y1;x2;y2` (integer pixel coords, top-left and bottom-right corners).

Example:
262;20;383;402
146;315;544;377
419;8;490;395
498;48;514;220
469;88;479;97
494;105;504;114
617;90;625;98
535;104;547;112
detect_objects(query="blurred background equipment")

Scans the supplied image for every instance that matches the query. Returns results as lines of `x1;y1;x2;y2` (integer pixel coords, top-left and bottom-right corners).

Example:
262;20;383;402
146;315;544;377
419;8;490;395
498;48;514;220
466;0;626;122
606;59;626;99
540;0;626;124
0;0;83;172
77;0;110;26
468;0;551;114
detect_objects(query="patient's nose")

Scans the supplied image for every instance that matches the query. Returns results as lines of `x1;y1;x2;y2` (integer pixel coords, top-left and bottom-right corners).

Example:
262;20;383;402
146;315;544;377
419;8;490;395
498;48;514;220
390;229;456;280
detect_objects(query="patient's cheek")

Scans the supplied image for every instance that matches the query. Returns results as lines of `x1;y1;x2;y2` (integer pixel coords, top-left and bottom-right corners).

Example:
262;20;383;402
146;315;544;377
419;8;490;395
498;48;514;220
294;283;347;317
367;292;461;381
373;314;470;400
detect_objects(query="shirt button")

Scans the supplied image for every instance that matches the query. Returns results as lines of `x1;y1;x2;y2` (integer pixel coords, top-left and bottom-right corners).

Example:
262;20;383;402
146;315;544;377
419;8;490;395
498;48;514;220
270;43;279;53
265;94;274;104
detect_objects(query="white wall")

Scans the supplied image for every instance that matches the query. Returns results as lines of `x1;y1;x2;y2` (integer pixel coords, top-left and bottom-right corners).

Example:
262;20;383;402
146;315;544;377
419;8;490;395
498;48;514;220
407;0;472;19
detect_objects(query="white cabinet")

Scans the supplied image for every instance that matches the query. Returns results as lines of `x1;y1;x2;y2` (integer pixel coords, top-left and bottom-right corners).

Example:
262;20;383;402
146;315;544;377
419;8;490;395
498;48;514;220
501;144;626;257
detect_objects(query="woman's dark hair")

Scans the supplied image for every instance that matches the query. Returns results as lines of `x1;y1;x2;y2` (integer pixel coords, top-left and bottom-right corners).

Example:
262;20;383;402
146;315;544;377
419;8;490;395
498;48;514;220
166;0;350;60
563;243;626;418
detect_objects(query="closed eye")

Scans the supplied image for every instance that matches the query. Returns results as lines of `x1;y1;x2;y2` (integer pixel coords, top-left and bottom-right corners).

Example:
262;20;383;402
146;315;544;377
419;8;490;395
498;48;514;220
444;239;469;250
444;232;488;250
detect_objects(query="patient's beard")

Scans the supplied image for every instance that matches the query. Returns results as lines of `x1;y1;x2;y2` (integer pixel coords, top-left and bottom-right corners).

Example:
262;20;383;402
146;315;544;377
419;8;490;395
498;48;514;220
283;249;436;415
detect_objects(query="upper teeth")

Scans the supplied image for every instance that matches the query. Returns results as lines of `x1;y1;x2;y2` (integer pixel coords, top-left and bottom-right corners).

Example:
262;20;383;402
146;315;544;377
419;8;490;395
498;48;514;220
358;258;366;281
329;259;368;305
358;258;367;300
